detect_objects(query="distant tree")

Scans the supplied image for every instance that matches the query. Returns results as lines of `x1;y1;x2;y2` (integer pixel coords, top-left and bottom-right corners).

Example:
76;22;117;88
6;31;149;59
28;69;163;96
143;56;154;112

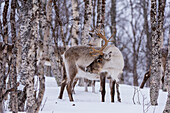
141;0;151;87
130;0;144;86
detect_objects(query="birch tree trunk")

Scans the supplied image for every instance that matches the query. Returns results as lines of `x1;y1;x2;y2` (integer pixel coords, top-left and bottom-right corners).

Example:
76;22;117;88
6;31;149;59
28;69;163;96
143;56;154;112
71;0;79;46
19;0;35;112
97;0;102;28
9;0;18;112
101;0;105;28
92;0;96;28
110;0;117;45
0;1;2;39
52;0;65;85
34;0;47;112
150;0;166;105
89;0;103;47
0;2;4;113
163;33;170;113
150;0;160;106
0;1;10;112
158;0;166;91
81;0;92;45
31;0;42;112
2;0;9;99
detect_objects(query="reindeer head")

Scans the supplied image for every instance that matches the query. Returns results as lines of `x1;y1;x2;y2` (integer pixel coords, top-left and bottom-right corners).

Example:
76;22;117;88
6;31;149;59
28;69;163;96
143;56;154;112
86;51;112;74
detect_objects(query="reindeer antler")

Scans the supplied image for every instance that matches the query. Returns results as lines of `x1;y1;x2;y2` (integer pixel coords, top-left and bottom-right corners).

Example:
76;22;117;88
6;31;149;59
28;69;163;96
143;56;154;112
90;29;115;56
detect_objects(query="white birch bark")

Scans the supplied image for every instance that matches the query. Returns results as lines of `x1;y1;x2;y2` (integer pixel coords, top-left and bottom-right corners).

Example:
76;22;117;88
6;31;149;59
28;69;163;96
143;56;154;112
89;0;102;47
81;0;92;45
150;0;166;106
163;32;170;113
150;0;161;106
34;0;47;112
9;0;18;112
71;0;79;46
19;1;35;112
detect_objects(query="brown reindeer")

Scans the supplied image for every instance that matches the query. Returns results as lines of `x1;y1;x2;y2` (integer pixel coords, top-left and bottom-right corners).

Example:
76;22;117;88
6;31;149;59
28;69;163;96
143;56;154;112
58;29;124;102
140;47;168;91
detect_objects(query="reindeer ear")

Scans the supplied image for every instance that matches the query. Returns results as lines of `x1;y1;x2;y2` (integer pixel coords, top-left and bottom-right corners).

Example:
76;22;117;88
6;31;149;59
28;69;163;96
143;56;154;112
89;33;93;37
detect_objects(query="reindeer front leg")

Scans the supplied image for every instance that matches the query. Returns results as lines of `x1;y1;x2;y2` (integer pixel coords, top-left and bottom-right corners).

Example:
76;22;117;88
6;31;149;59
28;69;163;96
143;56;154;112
100;72;106;102
110;79;116;102
116;82;121;102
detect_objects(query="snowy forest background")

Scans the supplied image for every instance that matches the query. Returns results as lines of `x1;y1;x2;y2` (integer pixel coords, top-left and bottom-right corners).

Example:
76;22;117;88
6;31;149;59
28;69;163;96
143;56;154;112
0;0;169;113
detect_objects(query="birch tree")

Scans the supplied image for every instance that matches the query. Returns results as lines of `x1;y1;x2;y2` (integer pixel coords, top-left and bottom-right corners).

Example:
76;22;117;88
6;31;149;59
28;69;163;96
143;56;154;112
2;0;9;97
110;0;117;45
71;0;79;46
92;0;96;27
31;0;43;112
9;0;18;112
150;0;166;105
0;0;10;112
18;0;36;112
97;0;102;28
89;0;103;47
51;0;63;85
163;34;170;113
34;0;53;111
81;0;92;45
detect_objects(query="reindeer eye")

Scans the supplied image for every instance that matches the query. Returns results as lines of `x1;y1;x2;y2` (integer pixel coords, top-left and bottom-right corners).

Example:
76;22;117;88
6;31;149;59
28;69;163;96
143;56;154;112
97;59;101;63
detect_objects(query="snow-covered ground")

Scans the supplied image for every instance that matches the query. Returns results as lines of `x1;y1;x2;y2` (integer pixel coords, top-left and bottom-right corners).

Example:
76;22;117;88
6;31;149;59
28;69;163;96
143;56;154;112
39;77;168;113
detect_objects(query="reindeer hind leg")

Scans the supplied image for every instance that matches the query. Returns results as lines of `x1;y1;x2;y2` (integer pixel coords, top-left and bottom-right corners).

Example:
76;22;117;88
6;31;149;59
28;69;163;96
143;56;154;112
58;78;67;99
66;64;77;101
58;65;67;99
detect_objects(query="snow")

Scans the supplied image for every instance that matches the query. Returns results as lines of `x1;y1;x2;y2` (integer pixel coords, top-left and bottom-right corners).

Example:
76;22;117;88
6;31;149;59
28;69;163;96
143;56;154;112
38;77;167;113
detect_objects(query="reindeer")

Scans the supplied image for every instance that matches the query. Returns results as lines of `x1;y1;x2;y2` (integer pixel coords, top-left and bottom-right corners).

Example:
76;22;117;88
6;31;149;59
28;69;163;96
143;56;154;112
86;44;124;102
58;29;124;102
140;47;168;91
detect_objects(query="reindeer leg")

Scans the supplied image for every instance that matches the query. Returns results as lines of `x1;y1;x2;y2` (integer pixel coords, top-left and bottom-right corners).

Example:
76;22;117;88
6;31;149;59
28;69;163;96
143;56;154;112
58;66;67;99
110;79;116;103
66;64;77;101
161;75;167;92
66;79;74;101
100;72;106;102
72;78;78;94
84;78;89;92
116;82;121;102
92;80;95;93
58;79;67;99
